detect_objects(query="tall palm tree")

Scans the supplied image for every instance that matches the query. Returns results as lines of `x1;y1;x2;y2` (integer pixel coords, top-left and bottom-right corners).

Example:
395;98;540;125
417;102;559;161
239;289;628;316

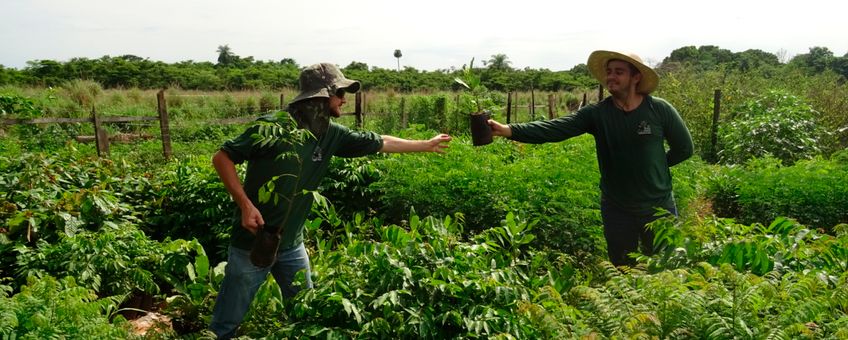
393;49;403;72
485;54;512;71
217;45;234;65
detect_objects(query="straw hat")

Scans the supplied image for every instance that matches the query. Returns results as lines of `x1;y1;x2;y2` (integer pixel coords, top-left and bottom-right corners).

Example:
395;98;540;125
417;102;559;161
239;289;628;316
587;50;658;94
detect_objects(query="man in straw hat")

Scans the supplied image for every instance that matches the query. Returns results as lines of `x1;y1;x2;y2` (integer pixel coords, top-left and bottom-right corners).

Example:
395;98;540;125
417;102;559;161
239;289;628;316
487;50;693;266
210;62;452;338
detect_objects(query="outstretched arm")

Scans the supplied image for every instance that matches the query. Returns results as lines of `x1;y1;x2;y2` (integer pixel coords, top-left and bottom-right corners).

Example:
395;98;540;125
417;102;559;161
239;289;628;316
212;150;264;234
380;134;452;153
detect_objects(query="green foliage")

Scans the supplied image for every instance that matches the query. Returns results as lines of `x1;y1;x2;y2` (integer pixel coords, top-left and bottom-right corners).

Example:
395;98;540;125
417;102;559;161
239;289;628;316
789;46;838;74
3;78;848;338
0;275;135;338
59;79;103;109
0;94;79;152
374;134;606;256
0;94;41;117
406;94;442;131
664;45;736;71
575;252;848;338
12;228;212;300
256;212;587;339
0;153;140;245
705;155;848;230
250;113;314;215
14;229;155;296
171;122;242;143
647;215;848;277
718;90;827;165
319;156;383;220
161;239;225;334
657;61;848;161
133;156;233;262
455;58;496;113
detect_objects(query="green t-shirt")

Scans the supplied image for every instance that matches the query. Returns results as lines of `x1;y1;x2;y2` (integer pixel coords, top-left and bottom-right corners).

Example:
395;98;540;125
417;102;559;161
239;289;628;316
509;96;693;214
220;113;384;250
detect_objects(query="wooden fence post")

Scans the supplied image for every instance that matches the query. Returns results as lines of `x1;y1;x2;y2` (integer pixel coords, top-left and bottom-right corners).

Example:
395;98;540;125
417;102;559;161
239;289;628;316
598;84;604;101
710;89;722;163
400;97;407;129
455;94;461;132
91;106;109;157
355;92;363;128
157;90;173;159
548;94;555;119
506;92;512;124
530;87;535;120
581;93;588;108
434;95;447;132
279;93;285;110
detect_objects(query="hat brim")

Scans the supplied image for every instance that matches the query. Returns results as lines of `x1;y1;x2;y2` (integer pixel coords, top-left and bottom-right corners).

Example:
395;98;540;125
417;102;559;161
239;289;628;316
291;79;361;104
587;50;658;94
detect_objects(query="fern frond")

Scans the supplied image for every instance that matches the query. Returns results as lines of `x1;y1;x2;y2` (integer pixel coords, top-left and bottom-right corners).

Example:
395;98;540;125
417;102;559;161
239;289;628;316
764;327;788;340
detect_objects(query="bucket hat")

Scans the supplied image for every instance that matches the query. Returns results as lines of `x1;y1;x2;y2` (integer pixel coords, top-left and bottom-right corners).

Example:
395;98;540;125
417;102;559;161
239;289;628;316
291;63;361;104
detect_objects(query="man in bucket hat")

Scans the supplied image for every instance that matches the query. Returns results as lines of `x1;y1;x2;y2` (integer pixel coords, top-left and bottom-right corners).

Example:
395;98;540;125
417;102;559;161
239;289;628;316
487;51;693;266
210;63;452;338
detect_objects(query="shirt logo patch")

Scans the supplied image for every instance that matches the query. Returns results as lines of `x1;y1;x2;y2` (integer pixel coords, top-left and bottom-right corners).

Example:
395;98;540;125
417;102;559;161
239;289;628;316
637;121;652;135
312;146;323;162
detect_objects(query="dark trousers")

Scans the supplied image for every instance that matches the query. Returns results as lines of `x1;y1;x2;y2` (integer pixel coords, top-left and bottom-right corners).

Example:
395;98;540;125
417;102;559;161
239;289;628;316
600;196;677;266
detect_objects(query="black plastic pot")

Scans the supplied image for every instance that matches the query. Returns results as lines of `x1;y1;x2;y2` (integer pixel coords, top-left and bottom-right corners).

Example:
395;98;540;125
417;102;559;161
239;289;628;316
469;111;493;146
250;227;281;268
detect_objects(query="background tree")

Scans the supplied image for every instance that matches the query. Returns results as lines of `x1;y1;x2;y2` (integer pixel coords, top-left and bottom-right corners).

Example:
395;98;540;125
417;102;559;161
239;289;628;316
344;61;369;71
663;45;734;71
789;46;835;74
0;65;13;85
832;53;848;80
734;49;780;72
393;49;403;72
279;58;298;67
484;54;512;71
216;45;236;66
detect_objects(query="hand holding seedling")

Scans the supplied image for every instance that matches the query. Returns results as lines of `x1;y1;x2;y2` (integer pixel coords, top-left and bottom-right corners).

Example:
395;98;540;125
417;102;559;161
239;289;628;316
487;119;512;138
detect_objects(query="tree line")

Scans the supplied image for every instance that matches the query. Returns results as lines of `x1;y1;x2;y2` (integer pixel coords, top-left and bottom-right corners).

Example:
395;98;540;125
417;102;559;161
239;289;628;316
0;45;846;92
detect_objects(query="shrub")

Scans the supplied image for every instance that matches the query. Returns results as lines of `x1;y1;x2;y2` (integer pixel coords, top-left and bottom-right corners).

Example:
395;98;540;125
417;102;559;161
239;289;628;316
706;154;848;230
0;275;135;339
259;92;277;112
60;79;103;109
718;90;827;165
373;132;604;255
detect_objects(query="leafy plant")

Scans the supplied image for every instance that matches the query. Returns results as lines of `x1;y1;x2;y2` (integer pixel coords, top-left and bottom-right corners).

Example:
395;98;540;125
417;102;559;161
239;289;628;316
15;228;164;296
705;154;848;230
454;58;496;114
161;238;225;334
718;89;827;165
0;275;134;338
0;94;41;117
60;79;103;109
262;211;587;339
251;112;314;230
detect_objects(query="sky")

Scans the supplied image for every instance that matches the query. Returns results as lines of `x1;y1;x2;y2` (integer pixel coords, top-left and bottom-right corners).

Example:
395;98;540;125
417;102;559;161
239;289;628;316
2;0;846;72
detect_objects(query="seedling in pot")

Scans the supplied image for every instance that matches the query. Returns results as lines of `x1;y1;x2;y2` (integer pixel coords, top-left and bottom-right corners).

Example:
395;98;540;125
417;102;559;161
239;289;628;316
455;58;494;146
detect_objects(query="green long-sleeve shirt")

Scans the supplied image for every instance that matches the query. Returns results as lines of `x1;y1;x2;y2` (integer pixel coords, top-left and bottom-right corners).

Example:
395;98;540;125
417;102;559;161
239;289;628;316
509;96;693;214
221;113;384;251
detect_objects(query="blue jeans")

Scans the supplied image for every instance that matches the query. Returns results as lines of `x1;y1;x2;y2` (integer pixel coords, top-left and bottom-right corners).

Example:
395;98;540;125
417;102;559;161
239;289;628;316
600;196;677;266
209;243;313;339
